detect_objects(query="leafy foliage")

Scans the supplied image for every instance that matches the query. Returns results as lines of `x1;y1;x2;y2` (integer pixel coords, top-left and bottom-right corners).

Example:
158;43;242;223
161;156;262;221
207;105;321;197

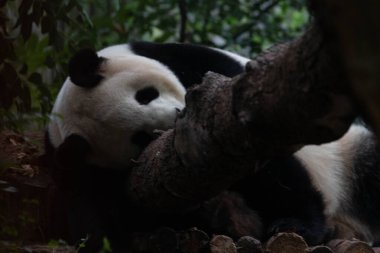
0;0;308;130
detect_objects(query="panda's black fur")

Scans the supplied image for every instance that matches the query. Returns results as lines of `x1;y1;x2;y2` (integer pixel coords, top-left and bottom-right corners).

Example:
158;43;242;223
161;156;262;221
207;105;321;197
231;157;327;244
350;133;380;244
351;137;380;234
129;41;245;88
46;42;379;252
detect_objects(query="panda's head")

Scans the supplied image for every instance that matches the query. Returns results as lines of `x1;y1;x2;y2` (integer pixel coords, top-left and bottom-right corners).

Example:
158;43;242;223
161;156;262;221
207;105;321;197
48;48;185;169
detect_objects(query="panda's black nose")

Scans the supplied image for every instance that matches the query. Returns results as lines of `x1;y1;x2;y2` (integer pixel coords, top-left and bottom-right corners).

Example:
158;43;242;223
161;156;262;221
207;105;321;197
176;107;186;119
135;87;159;105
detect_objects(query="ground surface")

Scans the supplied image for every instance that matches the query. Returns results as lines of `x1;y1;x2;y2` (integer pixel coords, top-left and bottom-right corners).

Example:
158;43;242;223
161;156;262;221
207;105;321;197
0;130;69;252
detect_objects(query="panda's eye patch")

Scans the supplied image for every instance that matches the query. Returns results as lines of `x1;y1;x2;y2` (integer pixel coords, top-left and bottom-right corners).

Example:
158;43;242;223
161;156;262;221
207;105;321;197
135;87;159;105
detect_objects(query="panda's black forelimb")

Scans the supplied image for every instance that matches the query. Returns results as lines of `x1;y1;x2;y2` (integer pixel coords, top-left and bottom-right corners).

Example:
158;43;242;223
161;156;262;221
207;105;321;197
55;134;91;169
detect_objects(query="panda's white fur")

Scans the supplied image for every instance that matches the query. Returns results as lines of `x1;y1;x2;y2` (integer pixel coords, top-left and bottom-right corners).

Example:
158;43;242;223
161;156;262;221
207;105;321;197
296;127;357;217
49;50;186;168
214;48;251;66
97;44;133;57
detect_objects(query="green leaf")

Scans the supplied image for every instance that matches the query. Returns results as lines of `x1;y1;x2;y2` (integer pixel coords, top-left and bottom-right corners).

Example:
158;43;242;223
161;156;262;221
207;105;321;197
100;237;112;253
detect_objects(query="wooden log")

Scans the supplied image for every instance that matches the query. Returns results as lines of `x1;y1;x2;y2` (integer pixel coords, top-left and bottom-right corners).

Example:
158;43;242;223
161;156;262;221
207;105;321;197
265;232;308;253
327;239;375;253
178;227;209;253
308;245;334;253
210;235;237;253
236;236;263;253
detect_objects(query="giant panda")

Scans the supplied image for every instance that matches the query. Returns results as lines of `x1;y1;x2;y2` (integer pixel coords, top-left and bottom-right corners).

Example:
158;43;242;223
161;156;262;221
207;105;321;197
47;42;249;170
46;41;379;251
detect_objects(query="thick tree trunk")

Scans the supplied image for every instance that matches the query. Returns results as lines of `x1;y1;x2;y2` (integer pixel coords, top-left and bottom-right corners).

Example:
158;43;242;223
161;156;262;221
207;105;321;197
126;6;358;212
311;0;380;137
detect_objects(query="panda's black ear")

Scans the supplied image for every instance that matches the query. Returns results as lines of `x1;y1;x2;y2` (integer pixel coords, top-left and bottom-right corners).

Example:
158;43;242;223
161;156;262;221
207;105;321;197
69;49;105;88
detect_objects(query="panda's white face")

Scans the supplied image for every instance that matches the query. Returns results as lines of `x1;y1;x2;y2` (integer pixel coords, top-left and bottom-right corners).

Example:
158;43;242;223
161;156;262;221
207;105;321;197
49;54;185;169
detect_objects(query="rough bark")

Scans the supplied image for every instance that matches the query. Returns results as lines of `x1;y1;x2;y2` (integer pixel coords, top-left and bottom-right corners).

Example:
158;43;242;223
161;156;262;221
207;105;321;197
327;239;375;253
265;233;308;253
127;14;357;212
236;236;263;253
210;235;237;253
308;246;334;253
311;0;380;137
